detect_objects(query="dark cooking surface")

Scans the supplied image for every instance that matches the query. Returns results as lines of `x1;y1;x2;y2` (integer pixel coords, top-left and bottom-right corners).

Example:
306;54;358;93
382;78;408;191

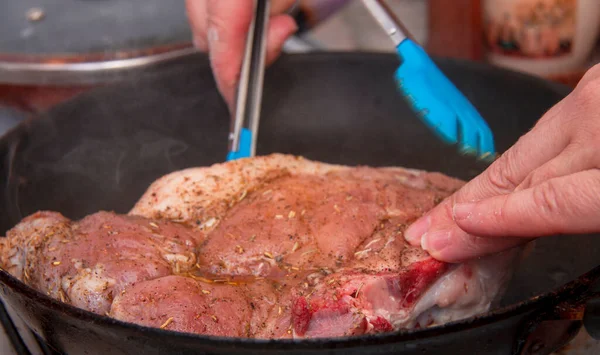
0;108;24;135
1;52;598;354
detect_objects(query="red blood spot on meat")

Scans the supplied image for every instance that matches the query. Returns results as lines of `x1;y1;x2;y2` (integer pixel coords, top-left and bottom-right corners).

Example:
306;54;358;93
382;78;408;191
307;296;350;315
388;258;448;306
370;316;393;332
292;297;311;336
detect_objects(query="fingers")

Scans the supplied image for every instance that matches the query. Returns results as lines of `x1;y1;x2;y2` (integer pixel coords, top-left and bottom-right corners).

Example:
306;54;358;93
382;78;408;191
204;0;254;111
404;99;570;248
403;63;600;263
517;142;598;191
209;13;297;111
403;96;571;262
405;198;527;262
455;104;569;201
423;230;527;264
185;0;208;49
413;169;600;262
185;0;298;112
453;169;600;238
187;0;297;49
264;15;299;68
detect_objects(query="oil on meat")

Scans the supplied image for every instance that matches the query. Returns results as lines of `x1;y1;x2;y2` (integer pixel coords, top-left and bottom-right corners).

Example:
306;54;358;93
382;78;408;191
0;154;521;338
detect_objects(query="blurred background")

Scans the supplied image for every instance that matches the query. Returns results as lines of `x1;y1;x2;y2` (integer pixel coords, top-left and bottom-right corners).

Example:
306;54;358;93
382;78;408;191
2;0;600;119
2;0;600;121
306;0;600;86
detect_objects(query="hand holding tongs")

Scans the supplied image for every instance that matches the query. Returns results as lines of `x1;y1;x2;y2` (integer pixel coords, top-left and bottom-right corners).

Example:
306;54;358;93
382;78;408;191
361;0;496;161
227;0;270;161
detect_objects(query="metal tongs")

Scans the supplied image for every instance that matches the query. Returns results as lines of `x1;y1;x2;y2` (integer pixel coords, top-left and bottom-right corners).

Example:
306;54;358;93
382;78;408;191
227;0;271;161
362;0;496;161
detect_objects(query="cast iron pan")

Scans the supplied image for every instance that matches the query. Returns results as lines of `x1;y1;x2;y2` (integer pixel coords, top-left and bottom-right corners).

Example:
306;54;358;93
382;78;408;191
0;52;599;355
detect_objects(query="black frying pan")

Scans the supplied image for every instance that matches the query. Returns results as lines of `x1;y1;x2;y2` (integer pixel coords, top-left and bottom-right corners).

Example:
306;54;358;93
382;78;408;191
0;52;598;355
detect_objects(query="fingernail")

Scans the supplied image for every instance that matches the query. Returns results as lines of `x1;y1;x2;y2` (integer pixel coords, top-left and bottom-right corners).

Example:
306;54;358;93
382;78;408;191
405;215;430;244
421;230;451;253
453;202;475;222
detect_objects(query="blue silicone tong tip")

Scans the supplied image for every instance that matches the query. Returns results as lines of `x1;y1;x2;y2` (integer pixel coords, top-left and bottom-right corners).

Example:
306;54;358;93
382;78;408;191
362;0;496;162
226;0;270;162
226;128;253;161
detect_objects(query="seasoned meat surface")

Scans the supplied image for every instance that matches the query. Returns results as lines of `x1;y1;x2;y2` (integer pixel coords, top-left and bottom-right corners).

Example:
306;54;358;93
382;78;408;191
0;211;200;315
110;275;256;336
1;154;521;338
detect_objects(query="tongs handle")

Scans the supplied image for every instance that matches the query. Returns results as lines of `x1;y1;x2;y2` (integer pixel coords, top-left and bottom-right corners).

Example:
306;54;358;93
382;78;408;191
361;0;412;46
361;0;496;161
227;0;270;161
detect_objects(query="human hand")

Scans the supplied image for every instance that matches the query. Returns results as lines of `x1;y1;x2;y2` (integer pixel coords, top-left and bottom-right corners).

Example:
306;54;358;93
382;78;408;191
404;64;600;263
185;0;298;112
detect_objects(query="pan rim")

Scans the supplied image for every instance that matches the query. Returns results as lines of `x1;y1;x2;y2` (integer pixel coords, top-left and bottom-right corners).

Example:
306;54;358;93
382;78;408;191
0;263;597;349
0;51;583;350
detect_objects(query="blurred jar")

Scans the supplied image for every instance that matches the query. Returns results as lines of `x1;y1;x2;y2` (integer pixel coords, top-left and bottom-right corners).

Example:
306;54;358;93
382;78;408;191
482;0;600;79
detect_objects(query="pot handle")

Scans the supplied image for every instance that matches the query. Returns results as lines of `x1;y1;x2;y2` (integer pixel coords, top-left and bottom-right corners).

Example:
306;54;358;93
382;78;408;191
582;278;600;339
581;269;600;339
583;296;600;339
514;304;585;355
515;267;600;354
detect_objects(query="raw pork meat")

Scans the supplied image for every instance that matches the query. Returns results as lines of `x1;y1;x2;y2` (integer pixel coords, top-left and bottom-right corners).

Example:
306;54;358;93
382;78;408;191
0;154;521;338
0;211;200;315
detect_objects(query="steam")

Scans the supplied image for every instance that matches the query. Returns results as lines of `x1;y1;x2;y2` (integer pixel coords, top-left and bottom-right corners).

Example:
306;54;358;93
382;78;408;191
5;135;24;223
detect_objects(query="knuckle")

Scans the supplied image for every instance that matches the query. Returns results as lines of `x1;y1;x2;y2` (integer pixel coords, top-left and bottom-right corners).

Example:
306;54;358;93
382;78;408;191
532;181;563;220
485;149;521;193
487;163;513;192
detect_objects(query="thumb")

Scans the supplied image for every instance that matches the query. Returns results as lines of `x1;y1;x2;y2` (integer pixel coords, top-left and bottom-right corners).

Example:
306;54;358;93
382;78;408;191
453;169;600;238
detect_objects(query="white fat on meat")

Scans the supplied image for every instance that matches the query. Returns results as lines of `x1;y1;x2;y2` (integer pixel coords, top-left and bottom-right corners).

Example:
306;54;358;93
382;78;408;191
403;249;521;328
